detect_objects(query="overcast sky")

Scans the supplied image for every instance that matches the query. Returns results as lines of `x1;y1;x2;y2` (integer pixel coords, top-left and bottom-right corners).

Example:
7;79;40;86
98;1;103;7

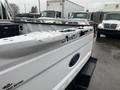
8;0;120;13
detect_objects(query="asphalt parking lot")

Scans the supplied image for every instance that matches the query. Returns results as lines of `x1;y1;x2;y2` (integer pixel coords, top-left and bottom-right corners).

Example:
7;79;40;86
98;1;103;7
88;37;120;90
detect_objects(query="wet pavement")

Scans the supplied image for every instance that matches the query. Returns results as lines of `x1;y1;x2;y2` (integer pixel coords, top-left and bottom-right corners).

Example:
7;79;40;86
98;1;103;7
88;37;120;90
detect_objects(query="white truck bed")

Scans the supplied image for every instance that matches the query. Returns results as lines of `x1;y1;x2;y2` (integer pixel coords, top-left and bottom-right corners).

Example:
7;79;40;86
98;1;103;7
0;26;94;90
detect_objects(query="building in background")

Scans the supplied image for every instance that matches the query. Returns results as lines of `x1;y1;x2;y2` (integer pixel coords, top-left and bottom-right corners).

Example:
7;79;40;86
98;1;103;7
102;2;120;12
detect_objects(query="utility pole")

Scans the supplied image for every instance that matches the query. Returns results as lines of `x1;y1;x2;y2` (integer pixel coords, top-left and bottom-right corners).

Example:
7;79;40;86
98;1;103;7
38;0;41;13
24;4;26;13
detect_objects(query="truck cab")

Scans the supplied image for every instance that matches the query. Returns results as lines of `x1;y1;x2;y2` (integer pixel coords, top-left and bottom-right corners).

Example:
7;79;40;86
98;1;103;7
39;10;62;23
41;10;62;18
67;12;91;25
97;12;120;37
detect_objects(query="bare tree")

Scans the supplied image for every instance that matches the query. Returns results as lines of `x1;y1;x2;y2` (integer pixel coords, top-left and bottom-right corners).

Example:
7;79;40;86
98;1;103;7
30;6;38;13
10;3;20;16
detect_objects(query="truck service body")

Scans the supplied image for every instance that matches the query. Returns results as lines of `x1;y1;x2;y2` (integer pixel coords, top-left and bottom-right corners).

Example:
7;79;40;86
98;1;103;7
0;23;94;90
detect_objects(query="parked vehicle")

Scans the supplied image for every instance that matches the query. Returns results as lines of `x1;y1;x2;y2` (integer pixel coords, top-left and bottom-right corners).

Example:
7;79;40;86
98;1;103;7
97;12;120;37
0;0;20;38
41;10;61;18
39;10;64;23
46;0;84;19
67;12;91;25
39;0;84;23
0;22;95;90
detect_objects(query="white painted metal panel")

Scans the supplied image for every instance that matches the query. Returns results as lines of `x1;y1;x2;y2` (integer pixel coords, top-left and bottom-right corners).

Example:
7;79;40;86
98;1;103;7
0;32;93;90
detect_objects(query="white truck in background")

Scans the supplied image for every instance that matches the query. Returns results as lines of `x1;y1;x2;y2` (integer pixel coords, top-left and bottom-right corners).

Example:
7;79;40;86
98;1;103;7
39;0;84;23
46;0;84;18
97;3;120;38
97;12;120;38
67;12;91;25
